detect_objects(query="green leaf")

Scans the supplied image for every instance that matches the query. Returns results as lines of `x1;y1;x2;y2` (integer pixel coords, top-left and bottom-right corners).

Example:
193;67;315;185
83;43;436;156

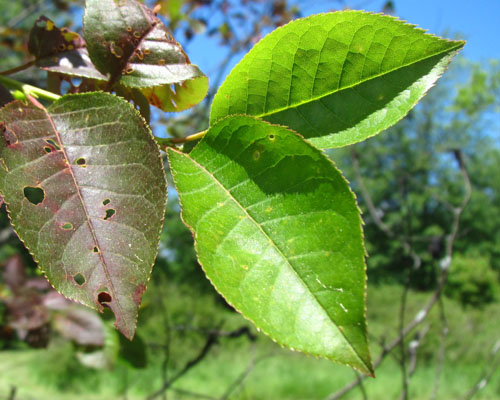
210;11;464;148
0;93;167;339
84;0;208;111
168;115;373;374
28;16;107;81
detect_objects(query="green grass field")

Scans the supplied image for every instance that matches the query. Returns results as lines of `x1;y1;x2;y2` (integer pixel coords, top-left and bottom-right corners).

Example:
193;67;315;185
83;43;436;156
1;283;499;400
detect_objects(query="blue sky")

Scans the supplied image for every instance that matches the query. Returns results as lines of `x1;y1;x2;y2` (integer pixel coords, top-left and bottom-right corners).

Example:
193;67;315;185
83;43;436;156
186;0;499;87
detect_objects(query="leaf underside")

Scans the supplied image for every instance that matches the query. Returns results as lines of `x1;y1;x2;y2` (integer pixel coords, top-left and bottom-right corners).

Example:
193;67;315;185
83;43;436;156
168;115;373;374
28;16;107;81
0;93;167;339
84;0;208;111
210;11;464;148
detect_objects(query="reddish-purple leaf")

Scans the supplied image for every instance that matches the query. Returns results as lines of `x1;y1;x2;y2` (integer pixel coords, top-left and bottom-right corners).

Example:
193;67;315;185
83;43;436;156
84;0;208;111
0;92;167;339
2;254;26;293
28;16;107;81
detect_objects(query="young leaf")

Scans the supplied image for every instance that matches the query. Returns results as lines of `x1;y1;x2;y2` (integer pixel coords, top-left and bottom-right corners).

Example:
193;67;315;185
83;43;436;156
168;115;373;374
84;0;208;111
28;16;107;81
0;93;167;339
210;11;464;148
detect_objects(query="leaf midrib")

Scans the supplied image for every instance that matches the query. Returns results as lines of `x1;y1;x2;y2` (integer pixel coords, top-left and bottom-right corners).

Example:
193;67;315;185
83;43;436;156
45;106;126;329
171;148;368;369
229;42;463;121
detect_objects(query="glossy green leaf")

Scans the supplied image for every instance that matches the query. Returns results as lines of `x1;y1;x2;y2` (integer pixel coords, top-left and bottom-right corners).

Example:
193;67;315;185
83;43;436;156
84;0;208;111
168;115;373;374
210;11;464;148
0;93;167;339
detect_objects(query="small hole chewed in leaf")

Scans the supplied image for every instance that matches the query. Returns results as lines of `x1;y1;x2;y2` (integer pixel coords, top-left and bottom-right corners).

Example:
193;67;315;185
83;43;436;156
75;157;86;166
98;291;112;307
93;246;99;253
102;199;111;206
44;146;52;153
23;186;45;205
61;222;73;230
74;273;85;286
45;139;60;150
104;208;115;220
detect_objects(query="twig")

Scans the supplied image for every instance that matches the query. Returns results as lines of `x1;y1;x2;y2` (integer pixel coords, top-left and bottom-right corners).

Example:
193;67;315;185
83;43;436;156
351;148;393;238
351;148;421;269
0;61;36;76
408;325;430;377
398;275;411;400
147;332;219;400
8;386;16;400
146;326;256;400
430;297;448;400
325;149;471;400
459;340;500;400
219;348;273;400
355;371;368;400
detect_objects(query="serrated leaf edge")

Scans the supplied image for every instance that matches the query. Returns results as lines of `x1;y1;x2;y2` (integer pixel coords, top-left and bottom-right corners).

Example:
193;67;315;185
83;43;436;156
167;114;373;375
0;92;167;340
210;10;465;126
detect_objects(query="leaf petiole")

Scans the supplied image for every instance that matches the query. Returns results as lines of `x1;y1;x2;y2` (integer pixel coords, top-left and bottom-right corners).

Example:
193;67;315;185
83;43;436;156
0;60;36;76
169;130;207;144
0;75;61;102
153;130;208;151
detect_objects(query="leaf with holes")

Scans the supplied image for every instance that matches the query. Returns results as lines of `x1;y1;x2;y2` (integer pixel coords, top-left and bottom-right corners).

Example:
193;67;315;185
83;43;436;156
0;93;167;339
84;0;208;111
210;11;464;148
168;115;373;374
28;16;107;81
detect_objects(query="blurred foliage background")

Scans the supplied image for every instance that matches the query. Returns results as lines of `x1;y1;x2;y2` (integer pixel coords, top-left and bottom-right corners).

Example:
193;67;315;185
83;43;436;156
1;1;499;399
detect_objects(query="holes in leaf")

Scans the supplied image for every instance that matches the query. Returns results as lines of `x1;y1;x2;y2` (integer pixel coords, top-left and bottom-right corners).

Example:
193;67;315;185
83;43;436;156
104;208;115;220
73;273;85;286
75;157;86;167
45;139;60;150
23;186;45;205
71;77;82;87
93;246;99;253
102;199;111;206
268;134;276;142
44;146;52;153
98;291;112;307
61;222;73;230
60;80;71;94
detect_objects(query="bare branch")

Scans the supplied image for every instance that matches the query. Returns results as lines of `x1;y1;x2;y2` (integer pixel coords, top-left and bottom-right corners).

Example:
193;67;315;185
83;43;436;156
146;326;256;400
430;298;448;400
326;149;471;400
459;340;500;400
